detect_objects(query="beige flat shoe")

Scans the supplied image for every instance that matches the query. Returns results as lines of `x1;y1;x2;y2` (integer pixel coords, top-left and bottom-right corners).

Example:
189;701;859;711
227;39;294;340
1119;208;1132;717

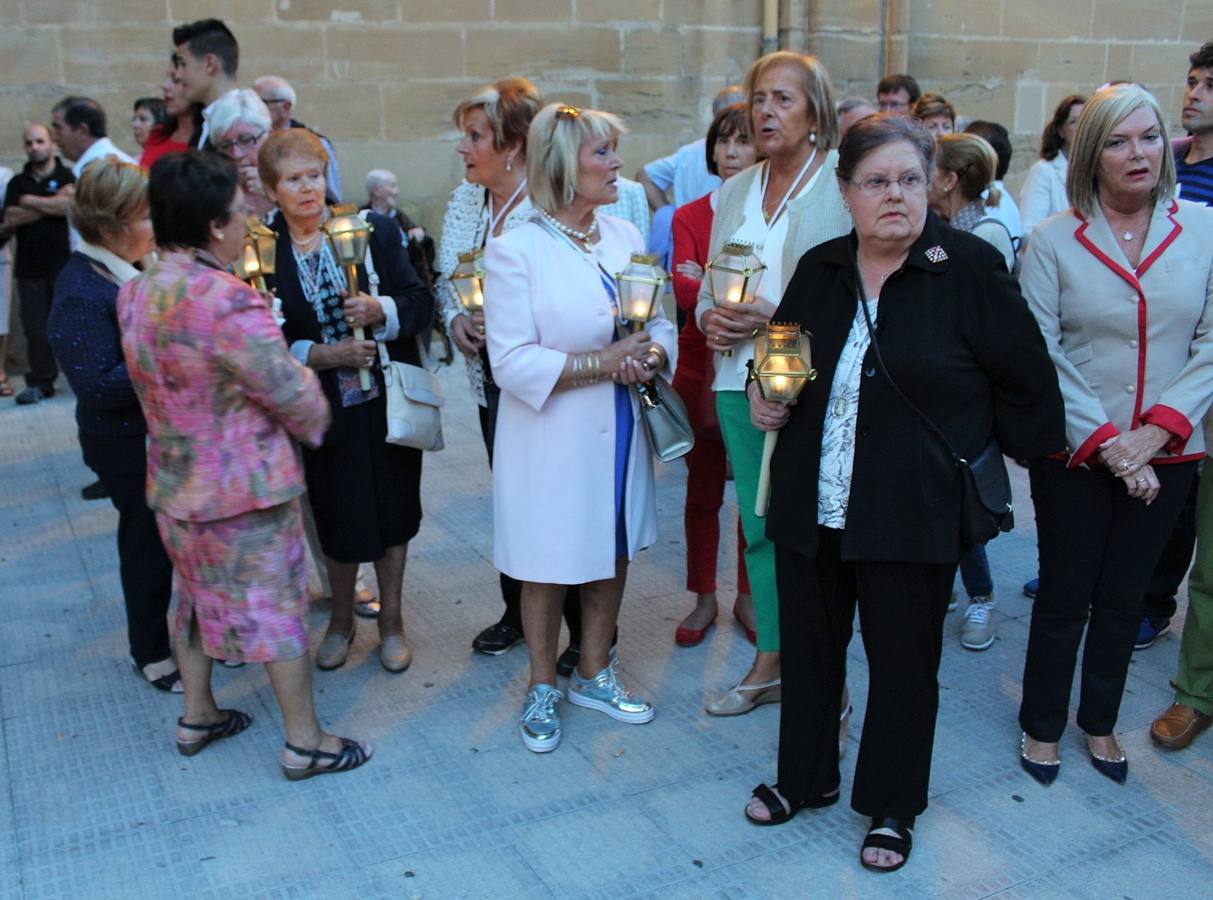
316;627;355;670
379;634;412;673
705;679;782;717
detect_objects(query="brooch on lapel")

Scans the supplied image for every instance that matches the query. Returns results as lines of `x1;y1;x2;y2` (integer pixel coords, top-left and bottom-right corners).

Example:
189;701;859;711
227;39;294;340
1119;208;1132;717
925;246;948;263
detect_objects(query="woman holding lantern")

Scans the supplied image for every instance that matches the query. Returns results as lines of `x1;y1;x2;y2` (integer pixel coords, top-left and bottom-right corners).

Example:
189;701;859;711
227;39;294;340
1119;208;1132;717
119;150;371;779
485;103;676;753
693;51;851;716
259;129;434;674
670;102;759;647
436;77;592;667
746;114;1062;870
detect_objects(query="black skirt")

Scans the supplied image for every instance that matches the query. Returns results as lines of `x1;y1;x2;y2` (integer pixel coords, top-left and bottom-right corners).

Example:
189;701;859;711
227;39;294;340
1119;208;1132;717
302;382;422;564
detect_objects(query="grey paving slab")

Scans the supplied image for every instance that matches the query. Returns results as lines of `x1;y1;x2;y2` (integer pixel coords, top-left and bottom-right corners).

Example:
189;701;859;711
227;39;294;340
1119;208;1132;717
3;366;1213;899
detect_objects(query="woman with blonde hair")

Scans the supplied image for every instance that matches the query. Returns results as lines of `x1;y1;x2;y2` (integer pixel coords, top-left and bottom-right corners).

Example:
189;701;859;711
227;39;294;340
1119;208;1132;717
47;157;179;692
486;103;677;753
1019;84;1213;786
694;51;852;717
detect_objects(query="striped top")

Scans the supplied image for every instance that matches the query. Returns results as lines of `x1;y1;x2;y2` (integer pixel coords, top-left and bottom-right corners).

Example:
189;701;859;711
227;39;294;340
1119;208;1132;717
1176;148;1213;208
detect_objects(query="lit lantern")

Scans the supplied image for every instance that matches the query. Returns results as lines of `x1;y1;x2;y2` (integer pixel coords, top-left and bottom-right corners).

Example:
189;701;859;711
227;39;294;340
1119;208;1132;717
449;250;486;333
613;253;669;333
323;205;374;390
706;240;766;357
231;217;277;291
753;322;816;518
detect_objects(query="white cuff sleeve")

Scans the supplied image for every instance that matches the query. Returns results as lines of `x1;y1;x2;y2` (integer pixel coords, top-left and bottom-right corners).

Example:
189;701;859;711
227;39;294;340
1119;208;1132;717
289;339;315;367
372;296;400;342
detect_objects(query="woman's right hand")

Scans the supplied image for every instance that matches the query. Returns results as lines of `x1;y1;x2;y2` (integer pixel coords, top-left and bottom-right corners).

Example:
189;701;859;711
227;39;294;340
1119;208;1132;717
1120;463;1161;505
601;329;655;375
450;313;485;356
748;380;792;431
328;337;377;370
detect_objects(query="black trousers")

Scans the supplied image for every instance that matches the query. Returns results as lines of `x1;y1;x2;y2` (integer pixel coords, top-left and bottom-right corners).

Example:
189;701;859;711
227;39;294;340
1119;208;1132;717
1142;472;1200;620
80;433;173;668
776;529;954;819
1021;459;1196;740
478;367;582;639
17;276;58;390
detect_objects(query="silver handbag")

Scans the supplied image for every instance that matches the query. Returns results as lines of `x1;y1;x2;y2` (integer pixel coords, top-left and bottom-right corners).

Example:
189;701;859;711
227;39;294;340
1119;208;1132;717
636;376;694;463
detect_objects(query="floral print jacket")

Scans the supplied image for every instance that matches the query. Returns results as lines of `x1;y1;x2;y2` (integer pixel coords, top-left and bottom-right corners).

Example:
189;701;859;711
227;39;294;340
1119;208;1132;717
118;251;330;522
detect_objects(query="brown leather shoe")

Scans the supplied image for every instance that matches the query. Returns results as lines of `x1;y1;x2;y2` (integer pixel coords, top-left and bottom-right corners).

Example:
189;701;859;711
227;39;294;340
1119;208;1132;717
1150;703;1213;750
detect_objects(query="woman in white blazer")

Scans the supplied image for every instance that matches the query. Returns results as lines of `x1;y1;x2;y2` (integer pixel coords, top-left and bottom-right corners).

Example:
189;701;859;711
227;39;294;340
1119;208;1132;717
1019;94;1085;242
1019;85;1213;786
485;104;677;754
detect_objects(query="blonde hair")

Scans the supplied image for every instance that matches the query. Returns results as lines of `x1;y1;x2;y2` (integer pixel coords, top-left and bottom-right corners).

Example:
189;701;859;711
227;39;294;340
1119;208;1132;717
1066;84;1176;219
453;76;543;153
527;104;627;214
70;156;148;245
935;132;1000;207
257;127;328;193
743;51;839;151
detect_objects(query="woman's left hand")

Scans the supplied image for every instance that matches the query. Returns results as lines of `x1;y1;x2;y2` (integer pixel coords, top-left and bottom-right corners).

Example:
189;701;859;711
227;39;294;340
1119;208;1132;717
1098;424;1170;477
341;291;385;330
1120;463;1161;505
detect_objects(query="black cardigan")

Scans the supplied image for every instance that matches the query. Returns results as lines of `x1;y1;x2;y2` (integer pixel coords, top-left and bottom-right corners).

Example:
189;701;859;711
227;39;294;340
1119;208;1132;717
271;209;434;445
765;212;1065;565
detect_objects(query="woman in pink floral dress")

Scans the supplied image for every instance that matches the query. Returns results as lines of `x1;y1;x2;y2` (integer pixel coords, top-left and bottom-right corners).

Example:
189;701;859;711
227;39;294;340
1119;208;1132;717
119;151;371;780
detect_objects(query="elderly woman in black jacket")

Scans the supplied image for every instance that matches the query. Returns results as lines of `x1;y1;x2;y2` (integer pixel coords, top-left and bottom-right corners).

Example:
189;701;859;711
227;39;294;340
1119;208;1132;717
744;115;1064;871
260;128;433;674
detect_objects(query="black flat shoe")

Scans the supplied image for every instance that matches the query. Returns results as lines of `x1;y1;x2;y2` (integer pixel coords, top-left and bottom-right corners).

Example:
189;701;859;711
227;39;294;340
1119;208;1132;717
176;709;253;757
1020;732;1060;786
81;480;109;501
472;621;524;656
1085;734;1128;785
745;782;839;826
860;817;914;872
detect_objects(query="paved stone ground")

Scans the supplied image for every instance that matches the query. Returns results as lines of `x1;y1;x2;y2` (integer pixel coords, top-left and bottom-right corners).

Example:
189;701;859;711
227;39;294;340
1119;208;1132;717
2;361;1212;900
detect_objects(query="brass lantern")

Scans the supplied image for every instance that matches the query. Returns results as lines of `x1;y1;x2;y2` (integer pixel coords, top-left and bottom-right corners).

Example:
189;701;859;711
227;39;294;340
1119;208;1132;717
707;240;766;307
450;249;486;333
706;240;766;357
230;217;277;291
613;253;669;333
753;322;816;403
753;322;816;519
322;204;374;390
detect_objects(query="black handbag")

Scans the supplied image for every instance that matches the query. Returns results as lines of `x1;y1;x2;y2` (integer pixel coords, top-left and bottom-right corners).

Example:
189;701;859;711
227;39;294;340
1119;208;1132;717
855;273;1013;548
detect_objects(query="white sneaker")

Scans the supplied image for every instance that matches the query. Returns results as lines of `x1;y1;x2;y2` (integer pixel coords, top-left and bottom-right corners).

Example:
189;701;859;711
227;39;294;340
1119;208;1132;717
960;595;996;650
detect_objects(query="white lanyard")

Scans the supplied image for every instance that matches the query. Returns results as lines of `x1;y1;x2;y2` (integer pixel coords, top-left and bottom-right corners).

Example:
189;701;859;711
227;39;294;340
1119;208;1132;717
486;178;528;243
758;148;817;231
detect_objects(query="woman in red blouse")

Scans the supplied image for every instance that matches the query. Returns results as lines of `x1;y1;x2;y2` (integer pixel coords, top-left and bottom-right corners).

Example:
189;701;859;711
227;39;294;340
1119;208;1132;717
139;64;200;170
671;103;761;648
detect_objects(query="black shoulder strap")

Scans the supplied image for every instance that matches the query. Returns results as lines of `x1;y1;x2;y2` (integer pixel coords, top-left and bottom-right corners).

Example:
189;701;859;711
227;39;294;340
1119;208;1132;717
854;258;966;468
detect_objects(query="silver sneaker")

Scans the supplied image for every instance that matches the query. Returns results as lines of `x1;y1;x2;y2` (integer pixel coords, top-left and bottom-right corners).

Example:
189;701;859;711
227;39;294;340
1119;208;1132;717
961;595;996;650
519;684;563;753
568;663;655;724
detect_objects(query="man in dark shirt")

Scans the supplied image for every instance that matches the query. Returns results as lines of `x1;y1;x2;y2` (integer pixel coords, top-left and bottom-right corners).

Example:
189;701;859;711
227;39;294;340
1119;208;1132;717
0;123;74;404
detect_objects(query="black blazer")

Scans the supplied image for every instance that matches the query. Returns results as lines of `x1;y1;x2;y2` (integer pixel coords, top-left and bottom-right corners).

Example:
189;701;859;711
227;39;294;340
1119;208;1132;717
765;212;1065;565
271;209;434;445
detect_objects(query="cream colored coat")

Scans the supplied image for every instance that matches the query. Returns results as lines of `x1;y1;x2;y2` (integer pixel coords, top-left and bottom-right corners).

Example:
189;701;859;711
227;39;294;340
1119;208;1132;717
1019;154;1070;241
484;215;678;584
1021;199;1213;467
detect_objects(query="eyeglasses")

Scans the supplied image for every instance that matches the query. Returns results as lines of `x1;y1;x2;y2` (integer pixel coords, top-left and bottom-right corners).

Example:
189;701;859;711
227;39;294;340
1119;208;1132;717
850;172;926;195
216;131;265;155
878;99;909;112
262;98;289;106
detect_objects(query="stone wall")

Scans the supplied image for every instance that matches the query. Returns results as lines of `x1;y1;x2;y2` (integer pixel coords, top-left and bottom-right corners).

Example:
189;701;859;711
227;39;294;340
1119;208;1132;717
0;0;1208;230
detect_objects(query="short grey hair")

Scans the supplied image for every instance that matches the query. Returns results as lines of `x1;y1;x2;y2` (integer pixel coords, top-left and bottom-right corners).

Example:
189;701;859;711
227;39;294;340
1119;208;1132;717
527;104;628;214
252;75;296;109
365;168;396;195
837;96;877;117
712;84;744;115
1066;83;1176;219
835;113;936;183
208;88;272;141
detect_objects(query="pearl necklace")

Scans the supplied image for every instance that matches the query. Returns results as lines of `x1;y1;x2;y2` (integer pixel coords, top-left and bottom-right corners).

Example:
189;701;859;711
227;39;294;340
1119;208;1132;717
539;208;598;243
290;229;324;253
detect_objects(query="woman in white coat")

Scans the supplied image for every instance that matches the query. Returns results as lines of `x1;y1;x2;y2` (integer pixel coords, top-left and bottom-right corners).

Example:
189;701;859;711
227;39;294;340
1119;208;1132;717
1020;94;1086;243
485;104;678;754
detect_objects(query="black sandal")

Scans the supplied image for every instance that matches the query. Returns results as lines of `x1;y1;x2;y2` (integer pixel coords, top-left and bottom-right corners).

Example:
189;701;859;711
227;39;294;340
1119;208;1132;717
860;816;914;872
176;709;253;757
282;737;373;781
745;782;839;826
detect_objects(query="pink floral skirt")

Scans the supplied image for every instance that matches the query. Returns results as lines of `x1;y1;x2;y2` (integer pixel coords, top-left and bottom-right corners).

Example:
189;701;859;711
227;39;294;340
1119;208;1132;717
156;499;310;663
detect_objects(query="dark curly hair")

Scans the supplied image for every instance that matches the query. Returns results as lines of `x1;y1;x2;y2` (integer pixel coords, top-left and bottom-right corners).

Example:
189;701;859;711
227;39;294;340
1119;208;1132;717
1191;41;1213;72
